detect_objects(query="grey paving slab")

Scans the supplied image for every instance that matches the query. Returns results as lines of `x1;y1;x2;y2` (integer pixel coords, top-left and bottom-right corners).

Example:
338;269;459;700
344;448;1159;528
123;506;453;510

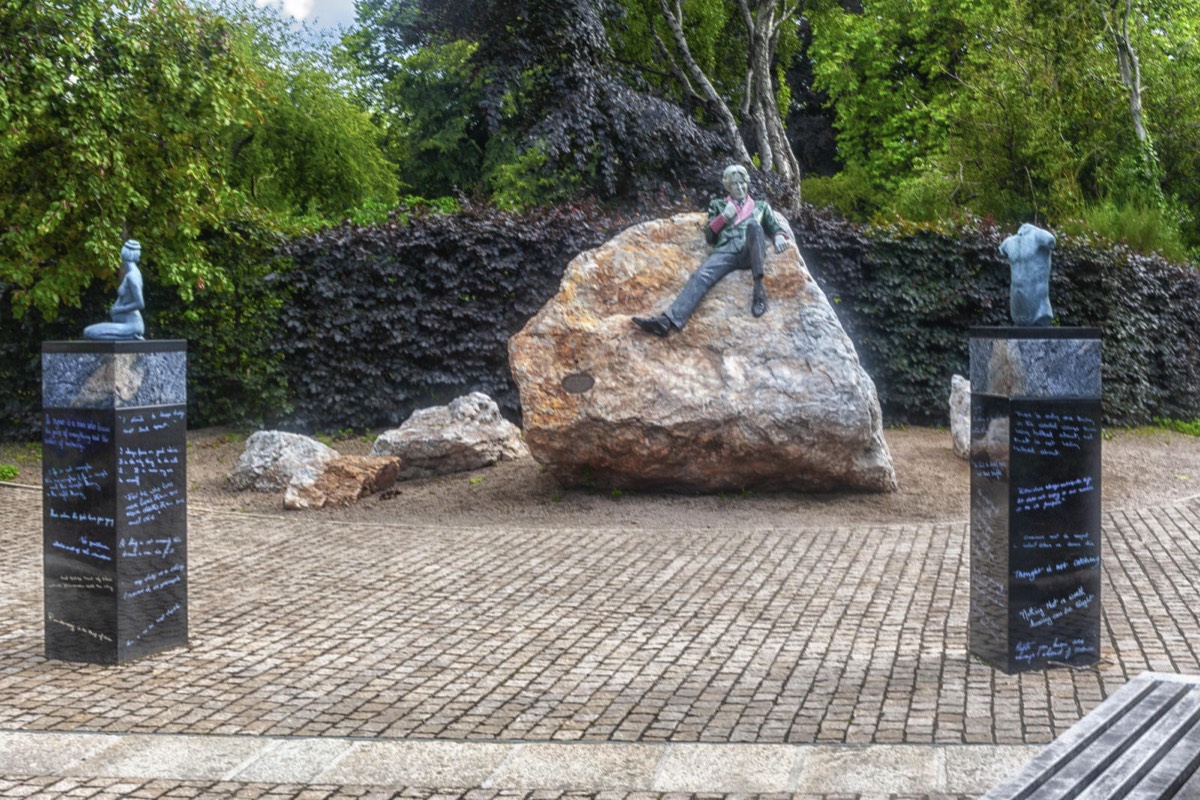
229;736;357;782
62;733;269;780
652;743;799;792
484;743;664;790
0;731;119;774
791;745;941;794
318;740;513;786
942;745;1041;793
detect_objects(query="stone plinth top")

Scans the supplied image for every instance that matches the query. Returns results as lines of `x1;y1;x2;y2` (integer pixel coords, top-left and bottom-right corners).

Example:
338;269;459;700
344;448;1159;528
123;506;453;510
969;329;1101;400
42;340;187;410
43;339;187;354
968;327;1101;339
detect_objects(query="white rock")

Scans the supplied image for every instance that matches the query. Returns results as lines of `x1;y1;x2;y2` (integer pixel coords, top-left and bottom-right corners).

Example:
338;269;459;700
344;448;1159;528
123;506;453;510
229;430;339;492
950;374;971;460
371;392;528;479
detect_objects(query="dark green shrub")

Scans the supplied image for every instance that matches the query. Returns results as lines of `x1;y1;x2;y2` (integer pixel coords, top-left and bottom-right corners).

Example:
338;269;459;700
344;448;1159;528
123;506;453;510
273;202;636;432
795;207;1200;426
151;211;293;428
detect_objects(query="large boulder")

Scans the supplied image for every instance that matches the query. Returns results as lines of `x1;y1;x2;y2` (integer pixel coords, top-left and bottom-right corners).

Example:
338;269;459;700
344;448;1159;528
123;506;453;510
508;212;897;493
370;392;528;480
229;431;338;492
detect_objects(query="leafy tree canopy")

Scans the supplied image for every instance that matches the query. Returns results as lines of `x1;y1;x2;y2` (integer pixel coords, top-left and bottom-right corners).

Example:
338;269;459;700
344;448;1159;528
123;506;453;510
805;0;1200;256
0;0;396;319
0;0;256;317
344;0;730;203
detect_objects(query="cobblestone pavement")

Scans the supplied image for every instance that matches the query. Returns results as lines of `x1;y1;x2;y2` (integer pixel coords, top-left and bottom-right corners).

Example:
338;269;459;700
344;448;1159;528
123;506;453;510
2;494;1200;745
2;489;1200;795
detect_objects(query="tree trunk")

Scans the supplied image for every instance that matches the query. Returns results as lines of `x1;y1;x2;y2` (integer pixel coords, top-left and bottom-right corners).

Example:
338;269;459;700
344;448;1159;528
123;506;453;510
739;0;802;197
656;0;754;165
646;0;804;199
1097;0;1162;196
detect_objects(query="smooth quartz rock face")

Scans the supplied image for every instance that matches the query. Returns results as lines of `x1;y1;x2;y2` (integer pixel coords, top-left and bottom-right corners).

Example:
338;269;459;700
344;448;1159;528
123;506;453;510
508;212;897;493
371;392;528;480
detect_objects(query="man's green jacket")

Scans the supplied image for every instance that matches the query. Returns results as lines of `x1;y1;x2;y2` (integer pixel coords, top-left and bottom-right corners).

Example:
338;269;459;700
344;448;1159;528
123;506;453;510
704;196;787;254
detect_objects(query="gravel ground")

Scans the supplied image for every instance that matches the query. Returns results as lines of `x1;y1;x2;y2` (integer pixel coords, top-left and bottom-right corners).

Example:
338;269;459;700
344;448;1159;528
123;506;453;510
6;424;1199;529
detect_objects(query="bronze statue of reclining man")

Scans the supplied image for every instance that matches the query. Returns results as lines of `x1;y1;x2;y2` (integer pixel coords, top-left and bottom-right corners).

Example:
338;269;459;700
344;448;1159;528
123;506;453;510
633;164;791;337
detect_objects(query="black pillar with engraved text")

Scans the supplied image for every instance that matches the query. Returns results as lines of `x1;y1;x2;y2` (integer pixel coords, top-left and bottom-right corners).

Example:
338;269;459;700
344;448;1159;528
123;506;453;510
42;340;188;664
968;327;1102;674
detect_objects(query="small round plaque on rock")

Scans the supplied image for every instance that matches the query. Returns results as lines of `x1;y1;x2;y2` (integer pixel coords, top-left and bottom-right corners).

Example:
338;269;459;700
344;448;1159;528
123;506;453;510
561;373;595;394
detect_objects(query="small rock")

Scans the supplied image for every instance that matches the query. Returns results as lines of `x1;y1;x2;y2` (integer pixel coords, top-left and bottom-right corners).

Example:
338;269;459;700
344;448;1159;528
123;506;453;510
950;374;971;460
371;392;528;480
284;455;402;510
229;431;338;492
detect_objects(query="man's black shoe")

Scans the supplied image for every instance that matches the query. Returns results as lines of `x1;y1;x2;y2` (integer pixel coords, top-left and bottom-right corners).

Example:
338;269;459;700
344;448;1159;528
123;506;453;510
752;285;768;318
632;314;673;337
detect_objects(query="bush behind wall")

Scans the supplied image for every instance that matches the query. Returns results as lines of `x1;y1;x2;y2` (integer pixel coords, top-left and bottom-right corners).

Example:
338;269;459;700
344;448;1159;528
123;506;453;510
793;208;1200;425
272;202;632;432
2;202;1198;441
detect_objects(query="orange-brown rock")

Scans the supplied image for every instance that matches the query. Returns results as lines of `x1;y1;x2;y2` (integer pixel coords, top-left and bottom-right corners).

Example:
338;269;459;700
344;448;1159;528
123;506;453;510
508;212;897;493
283;455;402;510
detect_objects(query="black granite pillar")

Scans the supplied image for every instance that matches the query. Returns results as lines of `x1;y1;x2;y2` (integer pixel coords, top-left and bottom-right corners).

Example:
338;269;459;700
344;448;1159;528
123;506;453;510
968;327;1102;673
41;340;188;663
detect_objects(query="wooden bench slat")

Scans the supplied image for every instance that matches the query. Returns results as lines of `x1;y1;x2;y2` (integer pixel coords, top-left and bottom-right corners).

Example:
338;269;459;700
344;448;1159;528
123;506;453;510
1080;684;1200;799
1027;682;1194;800
1170;756;1200;798
1123;713;1200;799
985;675;1163;799
986;674;1200;800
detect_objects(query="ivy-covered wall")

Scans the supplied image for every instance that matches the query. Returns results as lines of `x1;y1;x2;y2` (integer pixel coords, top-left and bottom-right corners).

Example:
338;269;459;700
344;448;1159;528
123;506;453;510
793;208;1200;425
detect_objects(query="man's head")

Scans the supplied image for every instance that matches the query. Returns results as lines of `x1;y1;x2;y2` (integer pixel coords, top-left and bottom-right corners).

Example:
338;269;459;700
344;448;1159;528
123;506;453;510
722;164;750;201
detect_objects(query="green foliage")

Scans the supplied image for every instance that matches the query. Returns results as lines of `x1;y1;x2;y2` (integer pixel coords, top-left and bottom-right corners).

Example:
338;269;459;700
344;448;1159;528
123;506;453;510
488;142;582;211
1059;201;1194;264
343;0;729;201
806;0;1200;251
807;1;964;192
0;465;17;481
227;62;397;219
795;205;1200;426
350;40;486;197
151;208;294;428
1154;418;1200;436
273;201;642;433
346;195;461;227
802;163;886;221
0;0;396;323
0;0;257;318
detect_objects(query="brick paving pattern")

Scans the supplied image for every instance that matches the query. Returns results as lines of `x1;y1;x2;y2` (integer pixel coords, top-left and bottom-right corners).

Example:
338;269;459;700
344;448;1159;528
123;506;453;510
2;493;1199;748
0;779;973;800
